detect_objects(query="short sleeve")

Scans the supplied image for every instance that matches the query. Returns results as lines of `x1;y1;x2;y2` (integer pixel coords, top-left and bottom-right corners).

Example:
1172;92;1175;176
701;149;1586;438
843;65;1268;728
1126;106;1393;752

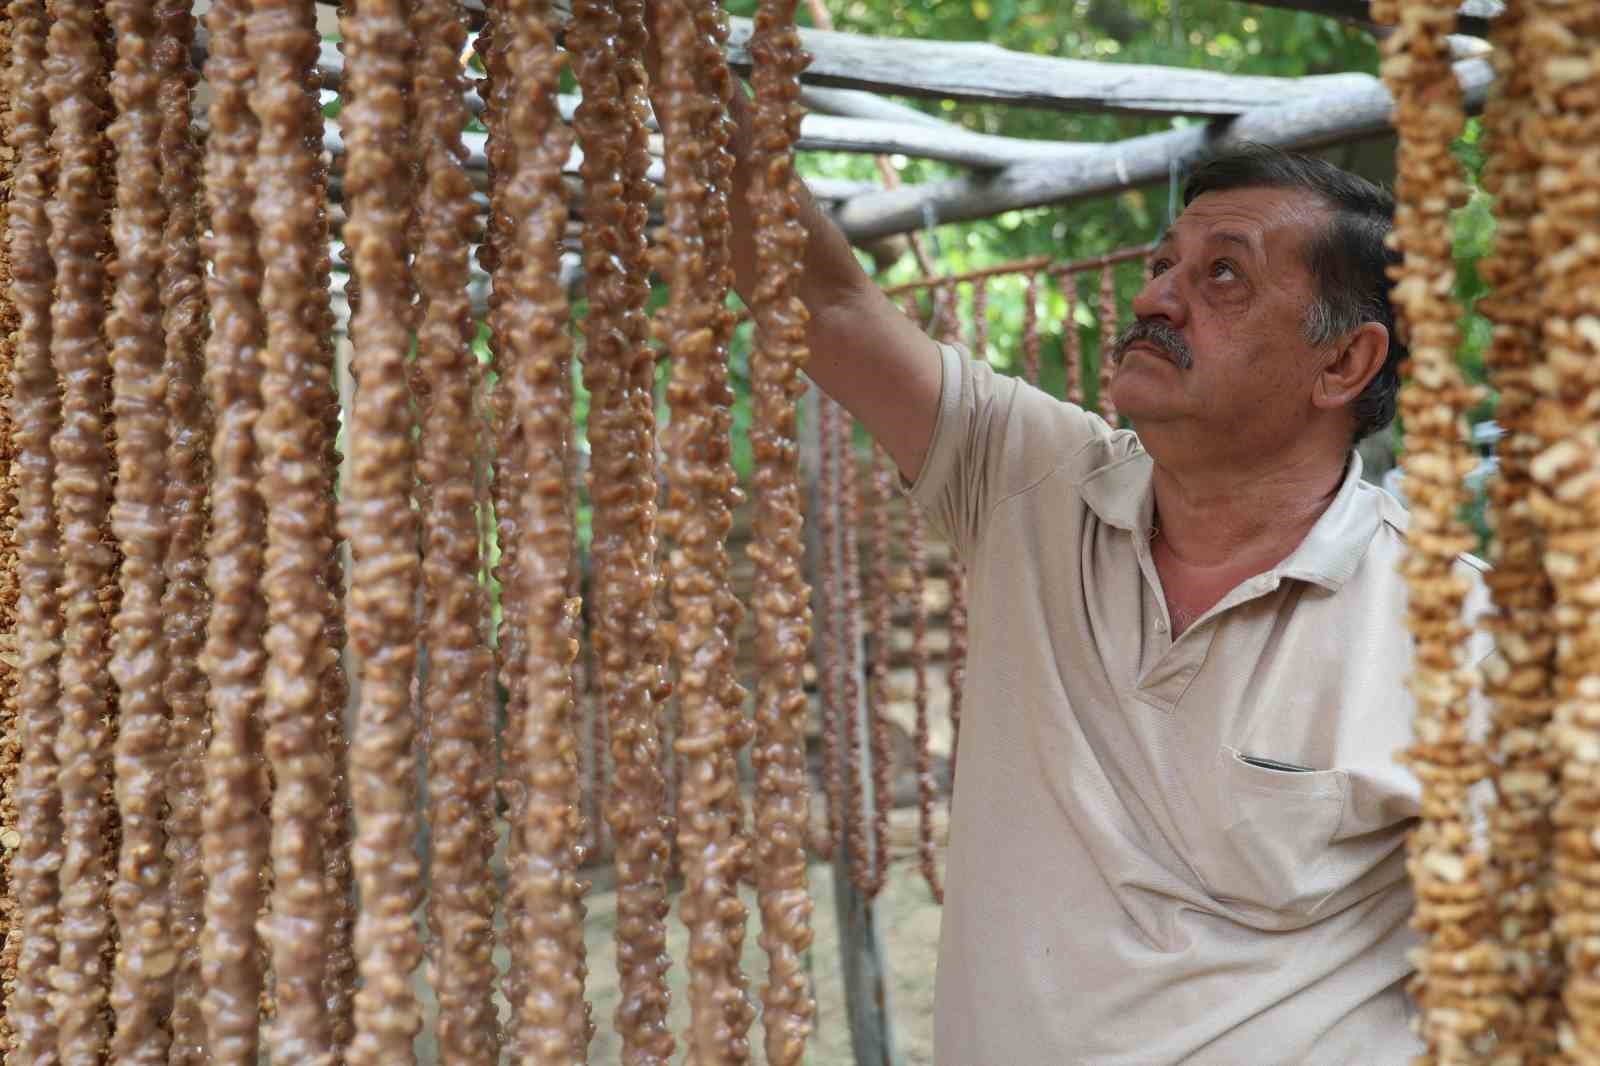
907;341;1115;562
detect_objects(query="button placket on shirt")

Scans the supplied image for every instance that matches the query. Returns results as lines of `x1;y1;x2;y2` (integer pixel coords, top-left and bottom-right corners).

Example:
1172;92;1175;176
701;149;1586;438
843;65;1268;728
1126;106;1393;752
1135;572;1284;711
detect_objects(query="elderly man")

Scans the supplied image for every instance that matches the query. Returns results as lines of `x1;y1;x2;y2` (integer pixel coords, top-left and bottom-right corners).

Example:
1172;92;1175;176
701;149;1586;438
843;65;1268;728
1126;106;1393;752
721;66;1451;1058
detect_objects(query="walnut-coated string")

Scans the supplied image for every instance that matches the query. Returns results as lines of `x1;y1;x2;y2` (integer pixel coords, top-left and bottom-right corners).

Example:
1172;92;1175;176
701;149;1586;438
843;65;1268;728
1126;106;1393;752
340;0;429;1059
474;3;537;1046
150;1;212;1059
500;0;593;1053
863;441;896;899
1096;263;1118;422
571;0;677;1057
653;0;757;1058
584;616;608;862
4;2;68;1056
105;0;180;1056
1063;273;1084;406
195;0;270;1058
45;0;119;1055
746;0;819;1059
944;285;979;782
245;0;343;1053
838;415;870;894
1021;271;1043;387
411;0;501;1058
891;291;942;899
311;40;357;1062
1377;0;1503;1058
813;392;844;862
0;11;21;1053
906;481;942;903
1517;0;1600;1055
1474;0;1561;1055
687;0;756;882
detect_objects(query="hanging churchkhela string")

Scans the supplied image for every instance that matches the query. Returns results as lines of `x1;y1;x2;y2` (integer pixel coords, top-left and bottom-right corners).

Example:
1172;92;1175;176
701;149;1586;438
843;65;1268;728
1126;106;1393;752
838;411;871;893
195;0;271;1057
745;0;818;1058
499;0;592;1054
655;0;759;1055
1521;0;1600;1055
46;0;119;1056
6;1;68;1057
475;2;543;1045
572;0;676;1058
1097;263;1118;422
0;13;21;1057
105;0;181;1054
863;440;896;899
944;283;986;779
906;458;943;903
1380;0;1505;1057
1475;0;1561;1054
812;391;844;862
411;0;501;1057
340;0;429;1058
152;0;214;1056
246;0;346;1054
312;13;359;1043
891;288;941;901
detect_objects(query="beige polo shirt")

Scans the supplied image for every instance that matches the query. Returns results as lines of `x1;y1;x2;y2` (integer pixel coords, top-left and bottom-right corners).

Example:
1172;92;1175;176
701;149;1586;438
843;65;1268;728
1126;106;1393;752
911;343;1487;1065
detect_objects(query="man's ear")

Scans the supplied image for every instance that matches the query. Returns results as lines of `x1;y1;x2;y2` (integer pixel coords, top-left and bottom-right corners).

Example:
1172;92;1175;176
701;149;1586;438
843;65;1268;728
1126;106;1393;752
1312;321;1389;411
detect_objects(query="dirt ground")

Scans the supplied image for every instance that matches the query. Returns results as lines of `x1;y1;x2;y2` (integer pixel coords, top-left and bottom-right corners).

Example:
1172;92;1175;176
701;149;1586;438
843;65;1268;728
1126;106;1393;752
413;819;947;1065
579;847;945;1066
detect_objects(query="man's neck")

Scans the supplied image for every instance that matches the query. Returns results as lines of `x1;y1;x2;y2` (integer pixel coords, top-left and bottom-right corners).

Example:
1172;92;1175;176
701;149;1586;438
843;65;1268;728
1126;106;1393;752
1148;446;1348;573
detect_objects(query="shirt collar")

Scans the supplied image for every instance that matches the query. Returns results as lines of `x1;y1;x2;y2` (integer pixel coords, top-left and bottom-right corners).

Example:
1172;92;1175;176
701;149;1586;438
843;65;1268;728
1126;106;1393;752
1077;445;1379;592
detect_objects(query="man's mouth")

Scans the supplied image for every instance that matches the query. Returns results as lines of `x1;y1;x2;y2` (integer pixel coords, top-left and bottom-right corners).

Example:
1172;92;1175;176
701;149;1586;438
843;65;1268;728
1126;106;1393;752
1123;342;1171;363
1111;321;1193;370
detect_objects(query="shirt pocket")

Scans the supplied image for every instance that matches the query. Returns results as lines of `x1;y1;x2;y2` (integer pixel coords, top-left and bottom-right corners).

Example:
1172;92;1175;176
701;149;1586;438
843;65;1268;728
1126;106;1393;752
1190;746;1349;927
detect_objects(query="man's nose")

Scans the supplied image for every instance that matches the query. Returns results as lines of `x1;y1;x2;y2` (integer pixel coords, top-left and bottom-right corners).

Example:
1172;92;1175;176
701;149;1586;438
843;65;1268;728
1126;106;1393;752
1130;270;1184;328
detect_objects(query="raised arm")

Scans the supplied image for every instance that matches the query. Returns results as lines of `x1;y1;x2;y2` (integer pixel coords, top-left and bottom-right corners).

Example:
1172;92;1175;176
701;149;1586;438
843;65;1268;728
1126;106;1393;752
718;89;944;483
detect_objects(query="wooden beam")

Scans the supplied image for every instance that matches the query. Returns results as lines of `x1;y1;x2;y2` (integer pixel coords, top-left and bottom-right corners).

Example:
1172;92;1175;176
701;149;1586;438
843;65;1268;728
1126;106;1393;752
800;85;958;131
828;57;1493;242
206;32;1104;170
1243;0;1499;36
797;114;1098;169
723;20;1382;116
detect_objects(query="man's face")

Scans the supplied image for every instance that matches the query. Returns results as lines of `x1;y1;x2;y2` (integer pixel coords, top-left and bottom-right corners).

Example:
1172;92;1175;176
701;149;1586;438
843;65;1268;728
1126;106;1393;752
1107;185;1334;457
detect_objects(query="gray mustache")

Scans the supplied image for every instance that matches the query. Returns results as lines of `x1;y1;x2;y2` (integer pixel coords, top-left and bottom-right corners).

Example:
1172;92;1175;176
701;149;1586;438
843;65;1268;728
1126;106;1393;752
1111;320;1193;370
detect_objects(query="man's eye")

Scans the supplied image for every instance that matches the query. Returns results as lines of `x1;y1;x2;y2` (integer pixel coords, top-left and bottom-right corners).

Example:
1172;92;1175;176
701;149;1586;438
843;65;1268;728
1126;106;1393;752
1211;259;1237;280
1149;258;1171;278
